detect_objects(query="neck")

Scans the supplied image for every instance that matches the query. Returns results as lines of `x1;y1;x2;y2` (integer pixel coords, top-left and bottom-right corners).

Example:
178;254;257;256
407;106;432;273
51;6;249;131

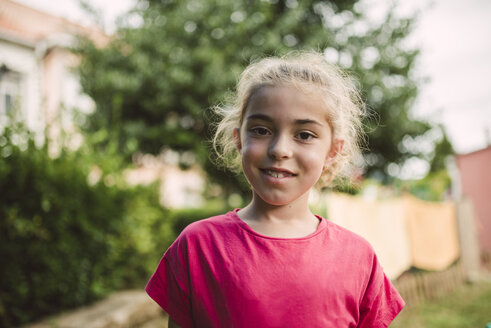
240;190;314;223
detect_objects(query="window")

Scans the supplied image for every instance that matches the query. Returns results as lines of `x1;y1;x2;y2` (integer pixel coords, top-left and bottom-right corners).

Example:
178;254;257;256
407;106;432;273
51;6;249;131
0;66;23;124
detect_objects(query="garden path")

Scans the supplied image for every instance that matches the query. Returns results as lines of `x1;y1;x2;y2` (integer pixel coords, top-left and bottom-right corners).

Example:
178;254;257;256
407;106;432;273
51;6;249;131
22;290;167;328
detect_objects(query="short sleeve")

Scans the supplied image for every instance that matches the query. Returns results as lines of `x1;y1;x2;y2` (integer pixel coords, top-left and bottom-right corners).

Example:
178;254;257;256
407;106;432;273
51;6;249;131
358;254;405;328
145;242;194;328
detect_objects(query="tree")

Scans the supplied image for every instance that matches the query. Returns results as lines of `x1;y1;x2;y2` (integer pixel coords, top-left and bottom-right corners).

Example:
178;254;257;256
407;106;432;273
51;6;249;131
76;0;447;192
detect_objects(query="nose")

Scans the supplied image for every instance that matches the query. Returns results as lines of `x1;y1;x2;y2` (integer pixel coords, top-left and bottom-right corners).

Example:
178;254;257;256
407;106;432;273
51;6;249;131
268;134;293;160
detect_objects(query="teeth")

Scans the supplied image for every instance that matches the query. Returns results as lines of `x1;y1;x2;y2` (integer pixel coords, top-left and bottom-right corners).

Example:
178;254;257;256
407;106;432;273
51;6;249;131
266;170;291;178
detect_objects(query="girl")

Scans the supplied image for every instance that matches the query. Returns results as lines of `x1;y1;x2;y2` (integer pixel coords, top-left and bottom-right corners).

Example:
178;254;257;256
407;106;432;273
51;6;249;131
146;52;405;327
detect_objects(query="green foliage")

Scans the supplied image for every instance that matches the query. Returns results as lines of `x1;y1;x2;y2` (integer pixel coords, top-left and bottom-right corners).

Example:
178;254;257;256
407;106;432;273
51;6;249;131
0;124;172;327
429;126;454;173
75;0;449;192
394;170;452;201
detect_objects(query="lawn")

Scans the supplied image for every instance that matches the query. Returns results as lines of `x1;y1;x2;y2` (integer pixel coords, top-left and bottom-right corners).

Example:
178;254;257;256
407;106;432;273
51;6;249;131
390;279;491;328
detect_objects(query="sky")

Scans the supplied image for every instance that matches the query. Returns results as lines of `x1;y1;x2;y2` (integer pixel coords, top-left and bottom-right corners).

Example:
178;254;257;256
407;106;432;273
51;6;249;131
14;0;491;155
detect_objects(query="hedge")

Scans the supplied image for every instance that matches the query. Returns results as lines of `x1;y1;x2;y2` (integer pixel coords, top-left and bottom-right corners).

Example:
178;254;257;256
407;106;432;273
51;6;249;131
0;126;171;327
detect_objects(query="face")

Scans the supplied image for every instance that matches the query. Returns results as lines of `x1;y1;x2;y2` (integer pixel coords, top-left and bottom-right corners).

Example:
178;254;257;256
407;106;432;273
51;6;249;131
234;85;342;207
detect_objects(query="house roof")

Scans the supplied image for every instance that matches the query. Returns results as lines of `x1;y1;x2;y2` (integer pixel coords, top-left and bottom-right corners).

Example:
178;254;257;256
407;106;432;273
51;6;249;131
0;0;107;47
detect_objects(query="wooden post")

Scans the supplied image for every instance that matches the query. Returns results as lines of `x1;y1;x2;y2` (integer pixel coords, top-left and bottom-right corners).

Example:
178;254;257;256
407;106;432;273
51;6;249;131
456;198;482;281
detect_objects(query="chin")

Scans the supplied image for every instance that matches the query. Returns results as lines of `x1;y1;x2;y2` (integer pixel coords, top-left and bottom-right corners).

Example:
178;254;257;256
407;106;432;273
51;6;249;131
257;193;299;207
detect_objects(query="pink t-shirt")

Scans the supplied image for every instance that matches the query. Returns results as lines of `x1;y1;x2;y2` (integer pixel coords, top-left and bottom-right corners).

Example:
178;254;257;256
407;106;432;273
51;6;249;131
145;210;404;327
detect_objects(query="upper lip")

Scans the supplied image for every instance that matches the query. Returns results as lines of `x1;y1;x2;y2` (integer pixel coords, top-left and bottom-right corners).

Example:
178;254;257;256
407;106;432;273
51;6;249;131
261;167;297;176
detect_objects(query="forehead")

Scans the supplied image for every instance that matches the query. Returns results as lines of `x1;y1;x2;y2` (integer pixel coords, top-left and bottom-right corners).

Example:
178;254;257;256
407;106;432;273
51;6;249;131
244;85;331;123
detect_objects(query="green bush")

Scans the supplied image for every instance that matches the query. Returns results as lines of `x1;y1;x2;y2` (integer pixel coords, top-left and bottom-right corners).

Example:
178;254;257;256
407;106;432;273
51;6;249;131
0;125;172;327
393;170;452;201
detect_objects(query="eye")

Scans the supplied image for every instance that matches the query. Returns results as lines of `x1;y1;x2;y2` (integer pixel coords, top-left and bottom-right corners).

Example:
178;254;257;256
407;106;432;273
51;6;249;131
250;127;271;136
297;131;316;141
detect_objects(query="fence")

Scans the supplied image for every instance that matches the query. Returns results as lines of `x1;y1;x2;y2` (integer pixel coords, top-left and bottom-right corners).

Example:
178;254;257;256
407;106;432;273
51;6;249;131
325;192;460;280
322;192;482;306
393;261;467;306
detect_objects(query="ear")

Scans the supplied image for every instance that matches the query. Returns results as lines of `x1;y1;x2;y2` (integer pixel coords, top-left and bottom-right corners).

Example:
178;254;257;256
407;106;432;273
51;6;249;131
325;139;344;163
233;128;242;153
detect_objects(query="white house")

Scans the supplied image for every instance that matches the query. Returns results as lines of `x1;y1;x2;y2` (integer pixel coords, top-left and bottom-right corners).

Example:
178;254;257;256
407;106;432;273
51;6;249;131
0;0;207;208
0;0;106;145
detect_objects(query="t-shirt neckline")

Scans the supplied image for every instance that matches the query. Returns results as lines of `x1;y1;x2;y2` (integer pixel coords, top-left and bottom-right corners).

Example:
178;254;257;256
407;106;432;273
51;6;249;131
230;208;327;241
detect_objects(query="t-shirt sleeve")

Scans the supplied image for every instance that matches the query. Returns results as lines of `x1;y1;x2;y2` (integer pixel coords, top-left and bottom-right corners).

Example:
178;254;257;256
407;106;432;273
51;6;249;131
358;253;405;328
145;239;194;328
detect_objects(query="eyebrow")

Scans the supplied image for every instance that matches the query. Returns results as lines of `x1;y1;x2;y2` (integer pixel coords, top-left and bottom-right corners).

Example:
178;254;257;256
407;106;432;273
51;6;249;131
246;113;273;122
246;113;323;126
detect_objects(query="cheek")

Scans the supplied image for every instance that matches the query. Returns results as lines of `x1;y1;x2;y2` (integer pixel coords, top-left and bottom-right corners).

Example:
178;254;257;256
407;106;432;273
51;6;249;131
240;140;264;168
240;144;263;185
302;149;330;175
241;137;265;156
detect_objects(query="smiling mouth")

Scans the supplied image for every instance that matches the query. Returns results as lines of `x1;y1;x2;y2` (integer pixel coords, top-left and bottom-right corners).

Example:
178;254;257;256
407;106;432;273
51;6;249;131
261;169;296;178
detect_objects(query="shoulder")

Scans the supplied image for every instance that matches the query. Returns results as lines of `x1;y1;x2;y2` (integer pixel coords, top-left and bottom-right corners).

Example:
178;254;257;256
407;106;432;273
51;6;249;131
181;211;236;235
172;211;238;247
322;218;376;257
164;211;237;261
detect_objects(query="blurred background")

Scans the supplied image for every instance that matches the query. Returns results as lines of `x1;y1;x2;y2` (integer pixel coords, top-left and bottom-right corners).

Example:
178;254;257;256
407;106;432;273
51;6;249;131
0;0;490;327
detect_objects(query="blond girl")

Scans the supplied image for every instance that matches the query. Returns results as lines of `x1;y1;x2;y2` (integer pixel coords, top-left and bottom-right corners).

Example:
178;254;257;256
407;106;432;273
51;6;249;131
146;51;404;327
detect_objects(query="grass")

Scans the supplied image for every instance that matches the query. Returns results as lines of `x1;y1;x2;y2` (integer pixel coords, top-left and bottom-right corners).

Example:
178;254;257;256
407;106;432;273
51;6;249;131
390;279;491;328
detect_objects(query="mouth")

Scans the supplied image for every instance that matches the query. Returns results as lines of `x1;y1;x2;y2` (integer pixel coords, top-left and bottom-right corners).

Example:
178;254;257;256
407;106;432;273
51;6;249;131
260;168;296;178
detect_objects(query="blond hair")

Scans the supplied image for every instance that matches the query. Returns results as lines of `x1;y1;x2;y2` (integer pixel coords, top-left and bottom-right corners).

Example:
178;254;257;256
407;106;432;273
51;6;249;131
212;51;365;187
